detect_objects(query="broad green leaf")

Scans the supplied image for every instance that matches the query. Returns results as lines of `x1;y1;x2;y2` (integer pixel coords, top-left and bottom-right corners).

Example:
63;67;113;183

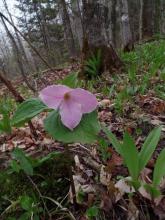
153;148;165;187
86;206;99;218
44;110;100;144
103;127;123;155
10;160;21;173
0;109;11;134
12;148;33;175
61;72;78;88
122;132;139;181
2;113;12;133
20;195;33;210
12;98;47;126
139;127;161;172
0;121;4;134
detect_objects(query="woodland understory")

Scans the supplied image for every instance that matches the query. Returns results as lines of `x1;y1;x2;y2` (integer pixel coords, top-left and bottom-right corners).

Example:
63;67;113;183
0;0;165;220
0;40;165;220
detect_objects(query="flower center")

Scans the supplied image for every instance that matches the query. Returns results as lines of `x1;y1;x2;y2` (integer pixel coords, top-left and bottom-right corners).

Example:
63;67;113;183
64;92;71;101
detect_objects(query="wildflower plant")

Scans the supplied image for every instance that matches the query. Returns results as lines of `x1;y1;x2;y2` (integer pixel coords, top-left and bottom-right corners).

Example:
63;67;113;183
12;85;100;144
11;78;165;200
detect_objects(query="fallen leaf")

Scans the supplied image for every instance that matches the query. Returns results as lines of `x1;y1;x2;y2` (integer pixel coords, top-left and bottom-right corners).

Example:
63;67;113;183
115;177;135;202
100;165;112;186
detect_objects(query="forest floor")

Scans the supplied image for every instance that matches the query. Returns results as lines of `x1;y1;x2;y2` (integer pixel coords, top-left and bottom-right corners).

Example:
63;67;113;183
0;40;165;220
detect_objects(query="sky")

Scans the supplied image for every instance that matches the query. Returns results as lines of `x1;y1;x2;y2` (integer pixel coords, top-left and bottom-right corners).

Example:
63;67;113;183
0;0;19;29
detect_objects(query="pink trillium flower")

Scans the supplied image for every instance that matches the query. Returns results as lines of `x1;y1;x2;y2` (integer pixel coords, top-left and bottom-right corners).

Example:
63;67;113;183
39;85;98;130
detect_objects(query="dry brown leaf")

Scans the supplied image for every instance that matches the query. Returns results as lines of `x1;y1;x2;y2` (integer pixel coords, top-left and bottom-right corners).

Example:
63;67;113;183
127;198;139;220
100;165;112;186
138;186;151;200
115;177;135;202
140;167;152;184
100;192;113;212
153;196;165;220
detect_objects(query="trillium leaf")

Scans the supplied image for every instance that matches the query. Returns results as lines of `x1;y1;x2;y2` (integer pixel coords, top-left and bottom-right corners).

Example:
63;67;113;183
12;98;48;127
44;110;100;144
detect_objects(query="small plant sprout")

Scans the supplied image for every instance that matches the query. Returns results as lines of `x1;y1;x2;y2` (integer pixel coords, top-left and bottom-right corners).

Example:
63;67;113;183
104;126;162;191
39;85;98;130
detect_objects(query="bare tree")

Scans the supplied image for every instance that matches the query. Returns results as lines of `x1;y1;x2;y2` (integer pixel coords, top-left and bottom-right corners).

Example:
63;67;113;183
0;16;36;92
59;0;77;57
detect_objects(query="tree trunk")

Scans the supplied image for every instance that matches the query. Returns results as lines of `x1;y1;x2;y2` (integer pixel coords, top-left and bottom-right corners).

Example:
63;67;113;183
0;17;36;93
139;0;143;41
59;0;77;58
81;0;123;77
142;0;155;38
0;72;37;138
70;0;83;49
119;0;134;51
0;12;56;74
160;0;165;34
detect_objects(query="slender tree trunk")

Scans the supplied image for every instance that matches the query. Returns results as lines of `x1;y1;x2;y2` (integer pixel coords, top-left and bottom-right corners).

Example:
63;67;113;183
0;17;36;93
119;0;133;50
142;0;154;38
59;0;77;57
139;0;143;41
70;0;83;49
160;0;165;34
2;0;32;70
0;12;56;74
0;72;37;138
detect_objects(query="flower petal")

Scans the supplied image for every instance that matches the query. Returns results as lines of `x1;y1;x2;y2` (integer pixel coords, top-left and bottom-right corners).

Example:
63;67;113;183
39;85;72;109
70;88;98;113
60;100;82;130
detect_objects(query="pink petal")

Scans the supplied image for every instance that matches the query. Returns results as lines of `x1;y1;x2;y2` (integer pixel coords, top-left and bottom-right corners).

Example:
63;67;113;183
39;85;72;109
70;88;98;113
60;99;82;130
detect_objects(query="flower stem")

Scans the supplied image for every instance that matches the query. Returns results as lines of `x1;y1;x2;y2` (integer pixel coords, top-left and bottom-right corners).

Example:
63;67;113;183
64;144;78;210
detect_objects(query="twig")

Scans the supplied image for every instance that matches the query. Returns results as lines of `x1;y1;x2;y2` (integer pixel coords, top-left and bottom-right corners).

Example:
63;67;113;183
0;12;56;74
0;71;38;139
26;175;52;219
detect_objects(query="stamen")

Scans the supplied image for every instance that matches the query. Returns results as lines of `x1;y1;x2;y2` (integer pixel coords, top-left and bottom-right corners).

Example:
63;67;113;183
64;92;71;100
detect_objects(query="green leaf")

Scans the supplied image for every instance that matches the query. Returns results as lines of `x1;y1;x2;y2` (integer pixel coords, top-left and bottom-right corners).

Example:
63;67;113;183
98;138;111;161
12;148;33;175
18;212;31;220
20;195;33;210
153;148;165;187
86;206;99;218
144;184;161;198
0;106;12;134
61;72;78;88
12;98;47;127
103;126;123;155
139;127;161;172
122;132;139;181
44;110;100;144
36;151;62;166
10;160;21;173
